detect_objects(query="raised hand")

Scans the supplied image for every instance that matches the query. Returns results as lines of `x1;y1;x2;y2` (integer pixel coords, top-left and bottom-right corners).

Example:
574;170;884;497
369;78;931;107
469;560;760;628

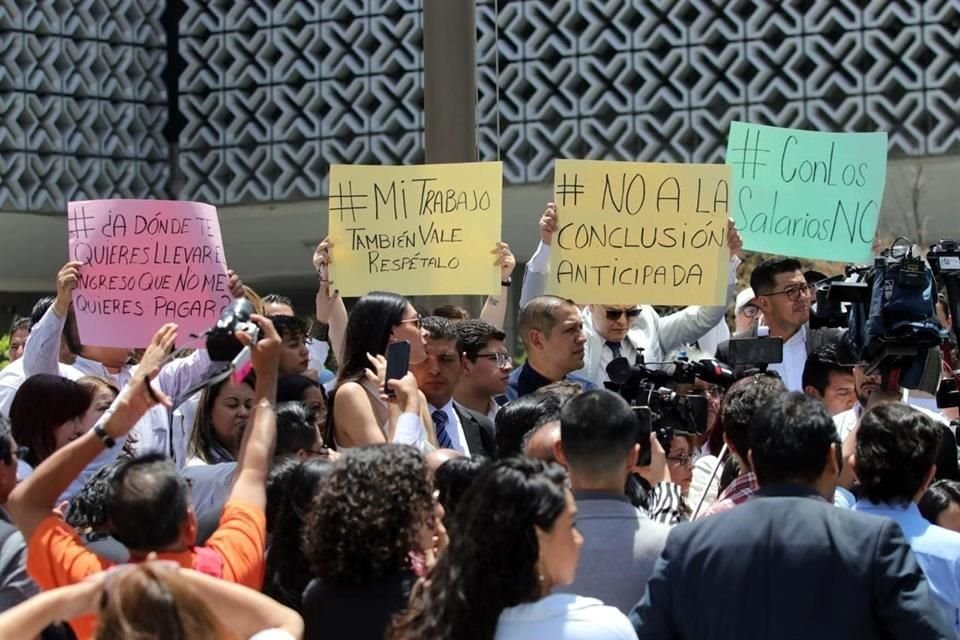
492;241;516;280
539;202;558;246
54;261;84;315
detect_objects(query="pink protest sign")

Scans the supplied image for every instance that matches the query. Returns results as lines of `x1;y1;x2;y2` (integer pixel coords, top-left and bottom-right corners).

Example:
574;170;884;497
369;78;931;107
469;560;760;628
67;199;232;348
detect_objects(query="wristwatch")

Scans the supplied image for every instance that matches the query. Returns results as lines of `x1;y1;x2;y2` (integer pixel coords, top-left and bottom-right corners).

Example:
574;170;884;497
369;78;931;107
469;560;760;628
501;277;513;287
93;423;116;448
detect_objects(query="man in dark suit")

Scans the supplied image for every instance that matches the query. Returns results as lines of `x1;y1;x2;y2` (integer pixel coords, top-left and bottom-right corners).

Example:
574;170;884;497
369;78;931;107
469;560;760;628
630;392;952;640
412;316;497;458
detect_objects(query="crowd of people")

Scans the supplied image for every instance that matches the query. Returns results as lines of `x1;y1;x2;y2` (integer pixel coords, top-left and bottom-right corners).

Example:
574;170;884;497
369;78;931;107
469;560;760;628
0;202;958;639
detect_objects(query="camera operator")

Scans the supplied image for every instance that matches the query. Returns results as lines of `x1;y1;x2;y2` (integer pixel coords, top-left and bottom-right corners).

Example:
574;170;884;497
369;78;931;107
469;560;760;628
518;203;743;389
718;258;843;392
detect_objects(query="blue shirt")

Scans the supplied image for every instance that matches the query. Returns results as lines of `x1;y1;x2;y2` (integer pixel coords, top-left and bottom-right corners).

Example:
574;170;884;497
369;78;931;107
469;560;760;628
853;500;960;631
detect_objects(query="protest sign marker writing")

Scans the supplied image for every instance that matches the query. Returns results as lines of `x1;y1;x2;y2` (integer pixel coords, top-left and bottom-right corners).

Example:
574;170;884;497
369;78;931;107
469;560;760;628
727;121;888;262
327;162;502;297
547;159;730;306
67;199;231;348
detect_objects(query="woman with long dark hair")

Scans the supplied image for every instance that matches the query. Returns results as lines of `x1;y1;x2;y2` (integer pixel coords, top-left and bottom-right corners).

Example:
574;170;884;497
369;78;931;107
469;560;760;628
391;458;633;640
330;291;435;450
262;458;333;611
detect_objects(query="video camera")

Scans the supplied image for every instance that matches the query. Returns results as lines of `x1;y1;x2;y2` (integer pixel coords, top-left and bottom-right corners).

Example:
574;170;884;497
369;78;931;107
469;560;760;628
206;298;260;362
604;351;733;453
927;239;960;407
818;238;944;392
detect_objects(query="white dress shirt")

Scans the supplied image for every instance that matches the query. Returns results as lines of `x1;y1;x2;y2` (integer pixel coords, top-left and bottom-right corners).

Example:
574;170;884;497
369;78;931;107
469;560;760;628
761;325;806;392
597;337;640;382
485;398;501;423
430;400;470;456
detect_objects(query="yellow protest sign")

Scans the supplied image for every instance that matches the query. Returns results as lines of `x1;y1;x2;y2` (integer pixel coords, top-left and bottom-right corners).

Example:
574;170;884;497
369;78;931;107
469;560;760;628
547;159;730;306
328;162;502;297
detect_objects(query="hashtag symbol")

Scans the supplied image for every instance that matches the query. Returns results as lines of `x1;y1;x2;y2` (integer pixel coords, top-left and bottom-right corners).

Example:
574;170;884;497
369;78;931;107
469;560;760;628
328;180;368;223
68;205;95;240
557;173;584;206
729;128;769;180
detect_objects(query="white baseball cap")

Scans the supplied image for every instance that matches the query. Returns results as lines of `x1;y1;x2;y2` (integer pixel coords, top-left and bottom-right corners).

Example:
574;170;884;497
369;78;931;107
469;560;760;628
735;287;756;314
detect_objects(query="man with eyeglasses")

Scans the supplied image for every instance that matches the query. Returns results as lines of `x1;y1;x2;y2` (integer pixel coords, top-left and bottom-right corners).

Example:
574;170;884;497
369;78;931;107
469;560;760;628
453;319;513;422
734;287;760;333
520;203;742;388
410;317;497;458
720;257;843;392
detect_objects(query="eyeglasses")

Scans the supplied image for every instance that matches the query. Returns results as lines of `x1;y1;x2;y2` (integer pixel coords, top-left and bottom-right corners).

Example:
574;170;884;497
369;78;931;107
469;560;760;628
474;352;512;368
759;284;814;302
604;307;642;321
739;303;760;318
666;453;694;467
396;315;422;329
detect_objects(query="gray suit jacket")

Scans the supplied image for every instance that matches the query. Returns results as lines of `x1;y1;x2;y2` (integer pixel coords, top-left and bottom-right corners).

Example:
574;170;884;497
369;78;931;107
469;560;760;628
630;484;953;640
555;492;669;614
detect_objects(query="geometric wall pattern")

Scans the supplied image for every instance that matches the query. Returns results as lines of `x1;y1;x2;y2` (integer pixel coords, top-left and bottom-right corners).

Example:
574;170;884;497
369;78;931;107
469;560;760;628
178;0;960;204
3;1;960;210
0;1;168;212
178;0;426;205
474;0;960;183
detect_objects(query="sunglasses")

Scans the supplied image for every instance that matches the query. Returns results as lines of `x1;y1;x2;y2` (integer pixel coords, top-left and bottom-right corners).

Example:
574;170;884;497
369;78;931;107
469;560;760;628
604;307;642;321
396;315;422;330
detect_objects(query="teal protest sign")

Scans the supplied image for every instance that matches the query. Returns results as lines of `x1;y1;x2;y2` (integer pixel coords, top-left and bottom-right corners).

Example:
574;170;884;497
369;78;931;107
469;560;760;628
726;121;888;262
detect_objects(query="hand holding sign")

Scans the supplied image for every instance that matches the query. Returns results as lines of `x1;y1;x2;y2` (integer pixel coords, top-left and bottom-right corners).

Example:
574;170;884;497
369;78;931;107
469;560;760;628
55;261;84;316
727;219;743;259
539;202;558;246
493;242;516;280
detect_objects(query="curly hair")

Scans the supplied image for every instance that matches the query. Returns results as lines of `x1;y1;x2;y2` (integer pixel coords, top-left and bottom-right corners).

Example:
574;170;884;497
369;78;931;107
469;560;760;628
66;459;126;537
390;458;569;640
301;445;434;587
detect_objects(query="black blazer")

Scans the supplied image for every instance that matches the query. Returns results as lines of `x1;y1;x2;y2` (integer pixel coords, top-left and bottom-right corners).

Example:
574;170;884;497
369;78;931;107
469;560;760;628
631;484;953;640
453;404;498;459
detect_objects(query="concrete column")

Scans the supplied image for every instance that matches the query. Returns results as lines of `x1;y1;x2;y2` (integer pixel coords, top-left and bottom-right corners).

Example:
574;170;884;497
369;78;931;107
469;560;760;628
420;0;482;317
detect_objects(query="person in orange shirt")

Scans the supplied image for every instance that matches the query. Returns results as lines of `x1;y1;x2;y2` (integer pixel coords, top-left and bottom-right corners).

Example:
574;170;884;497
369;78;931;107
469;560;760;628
6;317;282;640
